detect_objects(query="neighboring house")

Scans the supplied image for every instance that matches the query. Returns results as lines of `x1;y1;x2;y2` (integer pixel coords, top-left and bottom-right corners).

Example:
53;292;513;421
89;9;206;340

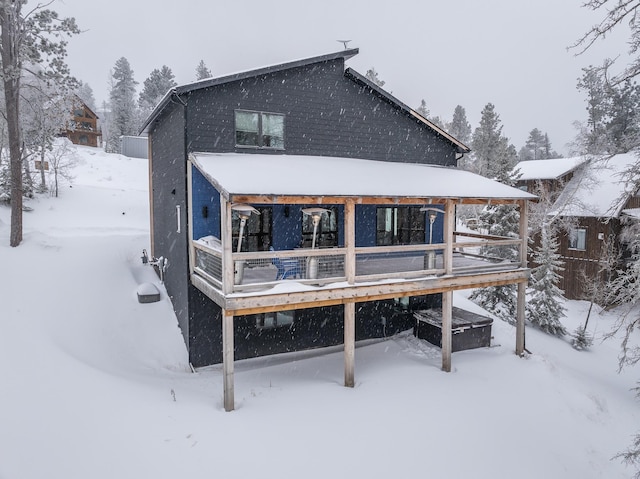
516;154;640;300
515;156;590;195
140;49;535;410
64;97;101;147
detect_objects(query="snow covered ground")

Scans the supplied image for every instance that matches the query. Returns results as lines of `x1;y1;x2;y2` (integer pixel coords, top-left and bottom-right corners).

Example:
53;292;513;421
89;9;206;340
0;145;638;479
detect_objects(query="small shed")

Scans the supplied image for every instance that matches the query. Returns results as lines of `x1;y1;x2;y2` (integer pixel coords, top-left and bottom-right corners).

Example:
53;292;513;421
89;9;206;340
120;136;149;159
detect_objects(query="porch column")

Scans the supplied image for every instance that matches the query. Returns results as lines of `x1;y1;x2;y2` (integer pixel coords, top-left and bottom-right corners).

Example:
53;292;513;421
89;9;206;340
441;199;455;372
222;309;235;411
443;199;455;274
516;282;526;356
344;300;355;387
344;199;356;284
187;162;195;275
220;195;234;294
441;290;453;372
516;199;529;356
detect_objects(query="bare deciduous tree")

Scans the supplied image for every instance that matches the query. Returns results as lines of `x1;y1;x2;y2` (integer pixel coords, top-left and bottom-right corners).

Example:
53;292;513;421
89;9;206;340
0;0;79;246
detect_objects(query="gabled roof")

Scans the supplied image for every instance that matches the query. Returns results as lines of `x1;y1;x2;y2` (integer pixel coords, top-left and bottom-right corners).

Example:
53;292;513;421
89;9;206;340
72;94;99;120
551;153;639;218
190;152;535;203
139;50;470;154
513;156;590;181
140;49;359;134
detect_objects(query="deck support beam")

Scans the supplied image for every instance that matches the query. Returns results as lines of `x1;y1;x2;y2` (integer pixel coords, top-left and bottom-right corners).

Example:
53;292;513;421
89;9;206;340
344;300;355;387
441;290;453;372
222;309;235;412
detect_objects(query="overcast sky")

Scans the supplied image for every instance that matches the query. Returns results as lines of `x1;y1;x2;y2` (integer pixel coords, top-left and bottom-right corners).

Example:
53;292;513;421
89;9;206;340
54;0;629;155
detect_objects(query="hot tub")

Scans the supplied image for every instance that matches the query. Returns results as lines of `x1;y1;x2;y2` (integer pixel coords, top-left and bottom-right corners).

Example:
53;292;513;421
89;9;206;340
413;307;493;351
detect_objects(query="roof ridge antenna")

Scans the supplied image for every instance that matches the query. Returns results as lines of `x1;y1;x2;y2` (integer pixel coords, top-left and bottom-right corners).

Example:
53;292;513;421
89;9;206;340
337;40;352;49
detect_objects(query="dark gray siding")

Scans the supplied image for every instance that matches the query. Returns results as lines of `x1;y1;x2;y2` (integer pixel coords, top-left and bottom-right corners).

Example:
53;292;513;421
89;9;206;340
185;59;457;165
150;56;459;366
149;102;191;346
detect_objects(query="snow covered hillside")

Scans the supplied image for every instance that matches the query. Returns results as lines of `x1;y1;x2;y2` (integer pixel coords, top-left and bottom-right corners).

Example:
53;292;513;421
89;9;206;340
0;145;638;479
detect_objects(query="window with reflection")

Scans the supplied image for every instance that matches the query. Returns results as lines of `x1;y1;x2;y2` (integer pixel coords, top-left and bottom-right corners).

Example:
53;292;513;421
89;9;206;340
235;110;284;149
376;207;426;245
568;228;587;251
232;206;272;252
301;206;338;248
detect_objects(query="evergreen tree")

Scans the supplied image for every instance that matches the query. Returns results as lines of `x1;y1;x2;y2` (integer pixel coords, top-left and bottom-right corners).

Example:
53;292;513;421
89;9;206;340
75;81;96;112
527;222;567;336
106;57;138;153
524;128;545;160
605;78;640;152
471;103;504;177
576;65;610;154
520;130;560;161
415;99;430;119
195;60;212;80
469;166;521;323
542;133;561;159
138;65;176;114
449;105;472;145
365;67;385;87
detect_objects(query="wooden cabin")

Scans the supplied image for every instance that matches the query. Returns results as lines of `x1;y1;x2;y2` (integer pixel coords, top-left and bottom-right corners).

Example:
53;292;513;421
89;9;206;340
140;49;535;411
64;97;101;147
514;156;589;194
517;154;640;300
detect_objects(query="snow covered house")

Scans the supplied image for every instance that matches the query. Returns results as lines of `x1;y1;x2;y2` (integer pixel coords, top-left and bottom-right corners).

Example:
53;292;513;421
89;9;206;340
515;154;640;300
140;49;535;410
64;97;101;148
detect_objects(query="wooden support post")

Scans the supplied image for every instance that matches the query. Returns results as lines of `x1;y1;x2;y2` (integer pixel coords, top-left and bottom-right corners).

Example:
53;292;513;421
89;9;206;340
516;281;526;356
220;196;234;294
444;199;455;275
344;199;356;284
441;290;453;372
516;199;528;356
344;300;355;387
222;309;235;412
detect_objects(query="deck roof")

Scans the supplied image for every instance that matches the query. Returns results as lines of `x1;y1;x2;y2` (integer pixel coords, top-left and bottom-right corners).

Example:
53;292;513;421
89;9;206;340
190;153;536;203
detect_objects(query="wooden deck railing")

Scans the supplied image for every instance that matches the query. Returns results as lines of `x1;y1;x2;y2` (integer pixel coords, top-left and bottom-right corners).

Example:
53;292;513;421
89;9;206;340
191;230;526;294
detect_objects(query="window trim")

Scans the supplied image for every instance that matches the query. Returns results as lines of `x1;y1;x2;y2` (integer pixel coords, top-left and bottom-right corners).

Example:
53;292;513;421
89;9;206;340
568;227;587;251
234;109;285;150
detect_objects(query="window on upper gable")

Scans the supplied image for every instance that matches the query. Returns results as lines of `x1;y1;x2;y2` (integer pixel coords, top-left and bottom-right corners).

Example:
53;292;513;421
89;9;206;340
235;110;284;149
568;228;587;251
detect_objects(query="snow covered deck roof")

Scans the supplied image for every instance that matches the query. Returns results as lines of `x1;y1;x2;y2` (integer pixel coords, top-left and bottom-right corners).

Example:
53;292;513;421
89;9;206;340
514;156;590;181
190;153;536;203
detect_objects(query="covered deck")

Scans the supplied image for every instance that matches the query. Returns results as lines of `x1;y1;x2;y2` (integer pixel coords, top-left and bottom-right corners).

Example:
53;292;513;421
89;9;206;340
187;153;536;411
